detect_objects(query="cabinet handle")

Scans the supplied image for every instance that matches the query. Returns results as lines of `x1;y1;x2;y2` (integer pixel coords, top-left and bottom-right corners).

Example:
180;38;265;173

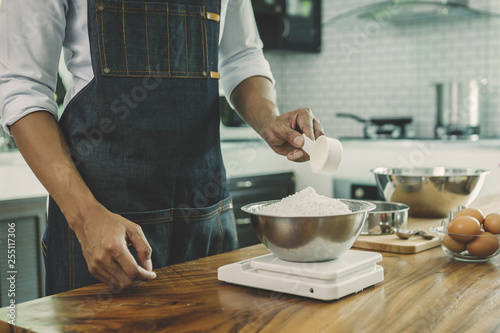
281;16;290;39
236;218;251;225
235;180;254;188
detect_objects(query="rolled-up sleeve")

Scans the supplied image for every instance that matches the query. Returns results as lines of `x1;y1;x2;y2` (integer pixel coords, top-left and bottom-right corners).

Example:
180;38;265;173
0;0;67;134
218;0;275;100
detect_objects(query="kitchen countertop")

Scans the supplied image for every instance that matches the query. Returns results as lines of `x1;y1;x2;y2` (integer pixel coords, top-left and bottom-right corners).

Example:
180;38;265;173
2;137;499;200
2;194;500;333
0;151;47;201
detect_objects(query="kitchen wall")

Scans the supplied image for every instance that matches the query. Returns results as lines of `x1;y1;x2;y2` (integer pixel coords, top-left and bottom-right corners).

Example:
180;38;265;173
264;0;500;139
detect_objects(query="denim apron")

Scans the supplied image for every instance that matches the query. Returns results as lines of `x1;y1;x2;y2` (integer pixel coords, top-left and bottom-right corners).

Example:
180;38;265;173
42;0;238;295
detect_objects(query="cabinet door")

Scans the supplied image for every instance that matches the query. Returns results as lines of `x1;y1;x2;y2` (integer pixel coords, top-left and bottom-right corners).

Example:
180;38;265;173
228;172;295;248
252;0;321;52
0;198;47;307
282;0;321;52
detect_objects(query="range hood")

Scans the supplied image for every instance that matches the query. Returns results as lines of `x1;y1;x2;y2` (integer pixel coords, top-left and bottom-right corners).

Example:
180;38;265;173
361;0;492;25
324;0;496;26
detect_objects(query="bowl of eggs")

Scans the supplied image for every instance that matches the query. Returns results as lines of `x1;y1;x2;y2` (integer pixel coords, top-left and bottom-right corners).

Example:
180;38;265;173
430;208;500;262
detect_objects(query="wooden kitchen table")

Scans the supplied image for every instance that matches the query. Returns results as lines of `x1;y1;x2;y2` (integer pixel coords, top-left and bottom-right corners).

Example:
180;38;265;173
1;243;500;333
1;193;500;333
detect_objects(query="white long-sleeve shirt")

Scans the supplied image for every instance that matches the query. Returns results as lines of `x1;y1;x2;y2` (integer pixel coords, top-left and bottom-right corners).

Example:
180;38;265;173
0;0;274;133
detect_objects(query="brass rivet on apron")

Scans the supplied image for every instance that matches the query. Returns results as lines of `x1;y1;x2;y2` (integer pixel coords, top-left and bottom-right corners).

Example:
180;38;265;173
97;5;104;11
202;71;208;77
205;12;220;22
209;71;220;79
103;67;110;74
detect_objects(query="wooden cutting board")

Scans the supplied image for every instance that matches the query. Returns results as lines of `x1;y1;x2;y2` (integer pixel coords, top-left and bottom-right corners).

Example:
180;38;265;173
353;193;500;254
353;217;442;254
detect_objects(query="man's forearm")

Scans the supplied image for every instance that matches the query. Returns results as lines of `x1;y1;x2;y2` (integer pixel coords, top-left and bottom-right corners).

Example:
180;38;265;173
10;111;156;287
229;76;279;138
10;111;99;228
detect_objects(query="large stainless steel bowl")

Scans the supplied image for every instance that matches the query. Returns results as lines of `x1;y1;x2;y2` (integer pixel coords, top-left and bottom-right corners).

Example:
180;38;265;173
241;199;376;262
371;167;488;218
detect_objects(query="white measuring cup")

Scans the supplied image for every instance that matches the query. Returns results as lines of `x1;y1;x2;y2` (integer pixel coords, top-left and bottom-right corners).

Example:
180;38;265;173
301;133;343;174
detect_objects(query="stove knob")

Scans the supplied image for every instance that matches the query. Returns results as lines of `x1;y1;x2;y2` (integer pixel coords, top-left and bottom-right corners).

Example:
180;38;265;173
354;187;365;199
391;128;401;139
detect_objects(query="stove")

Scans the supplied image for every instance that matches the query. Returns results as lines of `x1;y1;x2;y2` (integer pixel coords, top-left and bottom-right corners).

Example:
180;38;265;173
218;250;384;301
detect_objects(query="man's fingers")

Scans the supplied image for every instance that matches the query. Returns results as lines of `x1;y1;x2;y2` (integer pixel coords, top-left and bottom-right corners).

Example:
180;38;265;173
106;261;134;289
283;108;323;149
126;224;155;273
98;253;154;289
313;117;325;139
89;267;114;287
287;148;308;162
88;252;134;289
292;132;304;149
272;118;299;148
295;108;315;140
112;242;156;282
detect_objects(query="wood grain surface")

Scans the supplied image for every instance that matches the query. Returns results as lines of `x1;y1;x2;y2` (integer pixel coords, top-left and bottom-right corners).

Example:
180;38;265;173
1;245;500;332
1;194;499;333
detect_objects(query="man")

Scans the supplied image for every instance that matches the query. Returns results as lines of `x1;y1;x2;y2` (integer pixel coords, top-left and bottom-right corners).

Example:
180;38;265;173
0;0;324;294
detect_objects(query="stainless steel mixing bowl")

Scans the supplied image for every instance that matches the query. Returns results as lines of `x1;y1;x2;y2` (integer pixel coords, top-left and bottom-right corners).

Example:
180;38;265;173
362;201;409;235
371;167;488;218
241;199;376;262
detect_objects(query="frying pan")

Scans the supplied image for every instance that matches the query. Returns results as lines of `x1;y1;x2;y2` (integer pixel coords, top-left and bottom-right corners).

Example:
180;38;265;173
336;113;413;138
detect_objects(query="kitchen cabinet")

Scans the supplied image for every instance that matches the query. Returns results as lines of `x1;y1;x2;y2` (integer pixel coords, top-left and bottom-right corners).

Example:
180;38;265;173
228;172;295;248
0;196;47;307
0;152;48;307
252;0;322;52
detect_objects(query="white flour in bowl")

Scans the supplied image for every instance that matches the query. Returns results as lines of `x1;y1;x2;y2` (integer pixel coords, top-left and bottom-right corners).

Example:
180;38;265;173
258;187;351;217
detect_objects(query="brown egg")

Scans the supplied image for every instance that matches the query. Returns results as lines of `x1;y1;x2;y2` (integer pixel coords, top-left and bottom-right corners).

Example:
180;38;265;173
454;208;485;225
447;216;481;242
484;212;500;234
466;232;500;257
443;234;467;253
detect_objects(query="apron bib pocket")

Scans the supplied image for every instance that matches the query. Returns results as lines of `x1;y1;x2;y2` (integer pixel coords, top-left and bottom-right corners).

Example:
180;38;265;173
95;0;214;78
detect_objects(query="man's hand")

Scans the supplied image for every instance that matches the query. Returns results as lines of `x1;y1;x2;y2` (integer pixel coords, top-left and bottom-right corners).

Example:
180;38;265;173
230;76;325;162
260;107;324;162
72;204;156;289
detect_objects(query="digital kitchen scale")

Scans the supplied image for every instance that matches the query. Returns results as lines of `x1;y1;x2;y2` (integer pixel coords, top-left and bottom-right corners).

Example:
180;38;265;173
218;250;384;301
